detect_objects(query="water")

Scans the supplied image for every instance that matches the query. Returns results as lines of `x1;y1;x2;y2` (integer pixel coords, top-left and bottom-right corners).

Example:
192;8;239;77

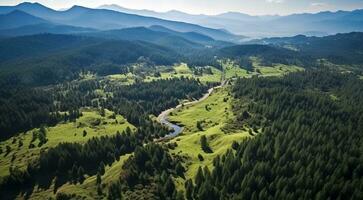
160;114;183;138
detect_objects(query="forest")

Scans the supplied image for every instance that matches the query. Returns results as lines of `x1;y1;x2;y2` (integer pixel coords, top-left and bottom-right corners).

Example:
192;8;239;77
186;70;363;199
0;16;362;199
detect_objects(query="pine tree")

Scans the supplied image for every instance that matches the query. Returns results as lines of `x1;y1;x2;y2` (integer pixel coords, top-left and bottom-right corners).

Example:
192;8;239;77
175;162;185;177
96;172;102;185
185;179;194;200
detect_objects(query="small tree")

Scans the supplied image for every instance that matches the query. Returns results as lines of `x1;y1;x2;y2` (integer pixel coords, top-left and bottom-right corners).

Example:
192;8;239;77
18;140;23;148
83;130;87;137
200;136;212;153
196;121;203;131
78;166;85;183
5;145;11;155
96;172;102;185
198;154;204;161
185;179;194;200
175;162;185;177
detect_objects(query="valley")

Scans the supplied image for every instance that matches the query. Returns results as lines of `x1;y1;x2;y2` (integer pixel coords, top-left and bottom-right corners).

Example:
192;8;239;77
0;1;363;200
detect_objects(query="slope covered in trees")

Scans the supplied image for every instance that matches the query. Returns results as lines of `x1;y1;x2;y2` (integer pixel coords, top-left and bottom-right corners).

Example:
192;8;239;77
187;70;363;199
250;32;363;65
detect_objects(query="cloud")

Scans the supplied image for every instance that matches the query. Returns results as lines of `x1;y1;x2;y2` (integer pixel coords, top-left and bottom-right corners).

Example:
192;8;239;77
266;0;284;3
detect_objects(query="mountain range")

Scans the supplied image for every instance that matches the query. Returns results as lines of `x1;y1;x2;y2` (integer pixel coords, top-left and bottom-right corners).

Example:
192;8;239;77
0;2;243;42
99;4;363;37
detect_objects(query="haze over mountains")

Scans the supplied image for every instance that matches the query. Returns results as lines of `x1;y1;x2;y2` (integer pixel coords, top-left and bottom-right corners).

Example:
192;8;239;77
0;2;242;42
100;4;363;37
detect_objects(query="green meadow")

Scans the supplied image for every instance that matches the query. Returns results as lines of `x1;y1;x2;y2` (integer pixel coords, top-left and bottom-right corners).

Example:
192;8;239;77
167;88;251;189
0;108;134;178
144;63;223;84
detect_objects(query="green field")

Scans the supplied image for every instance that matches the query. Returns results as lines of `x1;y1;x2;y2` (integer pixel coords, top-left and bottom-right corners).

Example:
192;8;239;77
144;63;223;83
221;60;250;79
107;72;136;85
220;58;304;79
0;108;135;178
251;57;304;77
167;88;250;189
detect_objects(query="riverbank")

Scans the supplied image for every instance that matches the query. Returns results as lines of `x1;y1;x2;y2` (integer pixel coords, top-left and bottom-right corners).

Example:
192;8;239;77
157;81;225;139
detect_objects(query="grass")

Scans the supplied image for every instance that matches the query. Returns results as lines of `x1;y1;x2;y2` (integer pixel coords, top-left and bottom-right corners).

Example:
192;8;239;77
220;58;304;80
251;57;304;77
0;108;135;178
19;153;132;200
145;63;223;84
167;88;250;189
221;60;250;79
107;72;136;85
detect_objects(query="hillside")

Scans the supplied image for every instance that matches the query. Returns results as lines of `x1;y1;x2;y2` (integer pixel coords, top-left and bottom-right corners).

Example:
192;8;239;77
0;34;179;86
249;32;363;65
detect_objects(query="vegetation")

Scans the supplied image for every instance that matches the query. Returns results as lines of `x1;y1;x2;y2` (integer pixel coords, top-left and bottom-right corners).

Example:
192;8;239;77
187;70;363;199
1;28;363;200
168;88;250;184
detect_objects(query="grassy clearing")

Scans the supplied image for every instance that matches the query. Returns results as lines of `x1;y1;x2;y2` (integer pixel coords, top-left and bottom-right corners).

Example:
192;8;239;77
20;153;132;200
220;58;304;79
251;57;304;77
0;108;135;178
167;88;250;189
145;63;222;84
107;72;136;85
221;60;250;79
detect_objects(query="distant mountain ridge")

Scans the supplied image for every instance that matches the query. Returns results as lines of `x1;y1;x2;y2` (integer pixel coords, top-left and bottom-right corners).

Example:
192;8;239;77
0;10;47;29
99;4;363;37
0;2;244;42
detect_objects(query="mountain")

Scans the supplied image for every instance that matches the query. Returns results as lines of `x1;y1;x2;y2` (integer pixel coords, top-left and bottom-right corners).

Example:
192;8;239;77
0;2;243;42
0;34;102;63
0;10;48;29
148;25;214;43
83;27;205;51
249;32;363;65
99;4;363;37
0;23;96;37
0;34;179;86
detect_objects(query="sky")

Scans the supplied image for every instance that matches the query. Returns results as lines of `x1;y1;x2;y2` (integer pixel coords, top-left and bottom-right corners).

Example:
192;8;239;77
1;0;363;15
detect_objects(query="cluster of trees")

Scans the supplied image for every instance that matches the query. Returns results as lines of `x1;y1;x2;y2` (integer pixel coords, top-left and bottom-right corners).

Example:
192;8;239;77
0;129;138;196
192;67;214;76
0;77;208;198
0;87;63;140
0;77;207;140
0;34;181;86
107;144;185;199
187;70;363;199
218;44;316;68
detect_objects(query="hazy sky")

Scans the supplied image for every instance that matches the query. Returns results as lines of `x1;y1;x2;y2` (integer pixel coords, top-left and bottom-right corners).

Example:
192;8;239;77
1;0;363;15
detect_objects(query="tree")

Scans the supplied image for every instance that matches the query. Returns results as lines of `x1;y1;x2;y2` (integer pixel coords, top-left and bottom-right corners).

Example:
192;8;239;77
5;145;11;155
77;166;85;183
163;176;175;197
175;162;185;177
83;130;87;137
196;121;203;131
99;162;105;175
185;179;194;200
198;154;204;161
96;172;102;185
200;135;212;153
195;167;204;188
38;127;47;146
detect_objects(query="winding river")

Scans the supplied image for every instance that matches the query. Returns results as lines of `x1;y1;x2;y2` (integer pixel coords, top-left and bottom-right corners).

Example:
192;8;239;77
157;82;225;139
